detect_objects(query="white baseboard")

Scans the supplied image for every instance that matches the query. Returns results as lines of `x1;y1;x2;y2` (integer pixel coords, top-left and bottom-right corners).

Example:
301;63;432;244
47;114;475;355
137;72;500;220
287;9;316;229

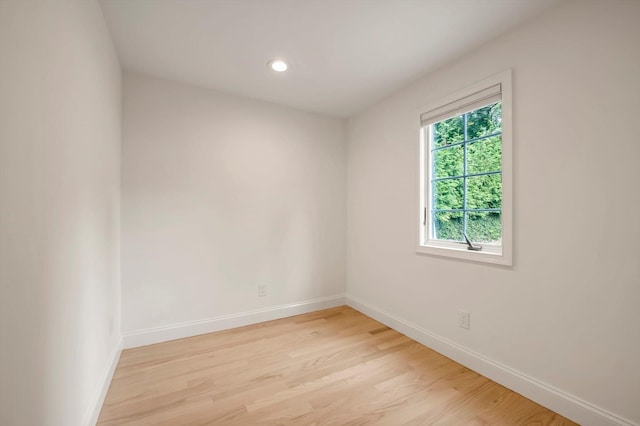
84;337;122;426
123;294;346;349
346;294;637;426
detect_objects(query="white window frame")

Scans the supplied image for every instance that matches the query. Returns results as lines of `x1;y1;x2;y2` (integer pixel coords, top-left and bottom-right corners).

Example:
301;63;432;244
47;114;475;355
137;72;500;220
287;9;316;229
417;70;512;266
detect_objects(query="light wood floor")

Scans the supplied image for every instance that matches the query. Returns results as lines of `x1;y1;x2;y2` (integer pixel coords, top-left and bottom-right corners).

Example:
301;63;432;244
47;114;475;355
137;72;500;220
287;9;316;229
98;306;576;425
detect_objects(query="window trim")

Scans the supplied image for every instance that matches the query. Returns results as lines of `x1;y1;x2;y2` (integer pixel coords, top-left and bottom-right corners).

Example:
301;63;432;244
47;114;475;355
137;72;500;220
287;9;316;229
416;70;513;266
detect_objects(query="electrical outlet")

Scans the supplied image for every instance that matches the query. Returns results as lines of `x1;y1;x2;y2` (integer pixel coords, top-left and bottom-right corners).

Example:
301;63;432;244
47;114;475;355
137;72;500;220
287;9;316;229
258;283;267;297
458;310;470;330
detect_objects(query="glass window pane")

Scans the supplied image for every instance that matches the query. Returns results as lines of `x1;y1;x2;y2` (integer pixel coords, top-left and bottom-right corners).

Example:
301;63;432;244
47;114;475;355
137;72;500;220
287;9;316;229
433;116;463;147
433;178;463;210
433;211;463;241
467;136;502;174
433;145;463;178
466;212;502;244
466;102;502;139
466;174;502;209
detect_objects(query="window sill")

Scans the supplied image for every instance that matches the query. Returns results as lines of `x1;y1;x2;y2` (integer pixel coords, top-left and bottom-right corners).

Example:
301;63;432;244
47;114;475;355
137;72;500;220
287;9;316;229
416;242;511;266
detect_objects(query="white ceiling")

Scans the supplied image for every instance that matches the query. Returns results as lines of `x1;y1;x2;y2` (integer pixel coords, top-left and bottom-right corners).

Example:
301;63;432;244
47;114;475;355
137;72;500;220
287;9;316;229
99;0;559;118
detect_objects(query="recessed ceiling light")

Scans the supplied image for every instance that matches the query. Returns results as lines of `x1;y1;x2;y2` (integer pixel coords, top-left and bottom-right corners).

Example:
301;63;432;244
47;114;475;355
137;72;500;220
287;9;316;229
268;59;288;72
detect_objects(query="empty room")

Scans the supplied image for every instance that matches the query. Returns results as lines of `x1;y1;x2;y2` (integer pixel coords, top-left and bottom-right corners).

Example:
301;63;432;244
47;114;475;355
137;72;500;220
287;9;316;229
1;0;639;425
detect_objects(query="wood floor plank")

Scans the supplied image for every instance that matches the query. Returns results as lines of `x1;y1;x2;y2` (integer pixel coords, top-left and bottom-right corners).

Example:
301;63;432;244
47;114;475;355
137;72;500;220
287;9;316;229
98;306;576;425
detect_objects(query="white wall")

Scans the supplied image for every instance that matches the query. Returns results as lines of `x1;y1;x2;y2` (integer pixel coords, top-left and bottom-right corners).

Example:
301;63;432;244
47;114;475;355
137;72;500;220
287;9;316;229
122;73;346;336
346;1;640;424
0;1;121;425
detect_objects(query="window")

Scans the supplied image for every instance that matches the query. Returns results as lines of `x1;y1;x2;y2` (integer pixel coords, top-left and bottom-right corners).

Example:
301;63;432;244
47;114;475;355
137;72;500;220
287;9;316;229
418;71;512;265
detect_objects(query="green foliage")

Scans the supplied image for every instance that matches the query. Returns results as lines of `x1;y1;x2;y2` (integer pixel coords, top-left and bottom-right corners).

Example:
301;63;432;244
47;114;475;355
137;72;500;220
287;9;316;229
431;103;503;243
435;212;501;243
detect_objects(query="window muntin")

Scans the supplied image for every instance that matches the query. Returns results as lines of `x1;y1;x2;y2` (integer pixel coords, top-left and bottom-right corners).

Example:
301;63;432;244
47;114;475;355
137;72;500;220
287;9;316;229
427;101;502;245
418;71;512;265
